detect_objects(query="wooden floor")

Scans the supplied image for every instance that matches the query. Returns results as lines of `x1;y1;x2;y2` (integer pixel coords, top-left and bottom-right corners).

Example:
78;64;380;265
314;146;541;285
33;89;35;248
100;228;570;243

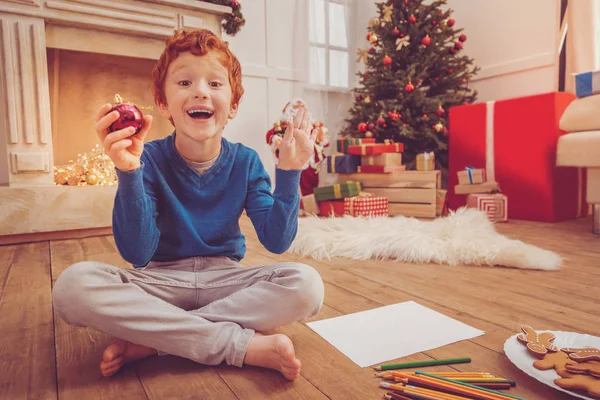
1;215;599;400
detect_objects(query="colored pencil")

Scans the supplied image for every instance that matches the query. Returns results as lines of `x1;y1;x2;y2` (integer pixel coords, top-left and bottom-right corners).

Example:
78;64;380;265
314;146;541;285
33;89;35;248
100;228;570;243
395;377;515;388
380;382;470;400
375;358;472;371
394;372;516;400
417;372;524;400
394;374;516;387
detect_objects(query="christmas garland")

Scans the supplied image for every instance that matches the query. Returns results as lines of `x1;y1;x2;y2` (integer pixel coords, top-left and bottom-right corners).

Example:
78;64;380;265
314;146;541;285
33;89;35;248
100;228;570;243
200;0;245;36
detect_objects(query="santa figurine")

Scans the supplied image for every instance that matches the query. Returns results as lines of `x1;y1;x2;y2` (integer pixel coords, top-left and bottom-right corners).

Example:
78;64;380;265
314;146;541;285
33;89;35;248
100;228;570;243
265;98;330;196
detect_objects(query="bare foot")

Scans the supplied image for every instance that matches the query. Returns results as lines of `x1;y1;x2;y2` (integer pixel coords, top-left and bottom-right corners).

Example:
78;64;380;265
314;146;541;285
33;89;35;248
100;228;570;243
100;338;157;377
243;333;301;380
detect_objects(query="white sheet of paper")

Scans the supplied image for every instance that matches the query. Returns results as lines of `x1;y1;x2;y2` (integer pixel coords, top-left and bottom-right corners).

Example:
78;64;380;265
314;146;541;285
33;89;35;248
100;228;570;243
306;301;485;368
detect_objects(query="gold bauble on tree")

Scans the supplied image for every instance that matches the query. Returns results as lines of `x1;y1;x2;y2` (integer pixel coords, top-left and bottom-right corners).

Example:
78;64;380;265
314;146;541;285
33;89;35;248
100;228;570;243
369;34;378;44
365;131;373;138
434;122;444;132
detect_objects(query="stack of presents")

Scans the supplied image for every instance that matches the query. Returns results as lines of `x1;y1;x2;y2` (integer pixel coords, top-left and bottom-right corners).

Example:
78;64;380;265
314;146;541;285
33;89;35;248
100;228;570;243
300;137;447;219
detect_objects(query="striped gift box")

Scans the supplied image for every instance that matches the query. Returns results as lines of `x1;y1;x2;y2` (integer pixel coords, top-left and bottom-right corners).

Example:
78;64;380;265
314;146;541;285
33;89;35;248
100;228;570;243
347;143;404;156
344;195;389;217
466;193;508;223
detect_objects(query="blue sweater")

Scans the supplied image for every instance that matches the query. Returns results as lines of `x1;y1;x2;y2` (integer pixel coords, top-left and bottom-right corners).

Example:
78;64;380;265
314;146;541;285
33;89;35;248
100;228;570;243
112;134;301;268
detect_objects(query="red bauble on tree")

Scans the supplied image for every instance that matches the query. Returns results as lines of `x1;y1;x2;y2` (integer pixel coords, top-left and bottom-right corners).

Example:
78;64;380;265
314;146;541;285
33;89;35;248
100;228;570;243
421;35;431;46
459;34;467;42
231;0;239;7
383;55;392;65
405;82;415;92
392;27;400;36
358;122;368;132
436;105;445;116
368;123;375;130
449;47;457;55
408;14;416;23
109;95;144;135
377;116;386;126
454;41;463;50
447;18;455;27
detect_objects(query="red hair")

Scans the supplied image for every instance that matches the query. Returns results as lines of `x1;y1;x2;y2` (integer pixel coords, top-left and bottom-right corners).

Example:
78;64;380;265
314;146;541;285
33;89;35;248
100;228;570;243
152;29;244;109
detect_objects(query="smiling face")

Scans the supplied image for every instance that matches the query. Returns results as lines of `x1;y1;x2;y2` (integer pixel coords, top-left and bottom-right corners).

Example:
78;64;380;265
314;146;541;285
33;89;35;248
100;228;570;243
158;51;238;148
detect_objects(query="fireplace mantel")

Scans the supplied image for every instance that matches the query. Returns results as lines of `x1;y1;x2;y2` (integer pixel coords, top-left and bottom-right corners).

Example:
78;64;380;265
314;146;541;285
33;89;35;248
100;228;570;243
0;0;231;238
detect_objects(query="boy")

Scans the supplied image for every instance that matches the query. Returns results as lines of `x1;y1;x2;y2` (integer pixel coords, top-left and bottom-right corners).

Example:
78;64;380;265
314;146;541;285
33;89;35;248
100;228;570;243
52;29;325;381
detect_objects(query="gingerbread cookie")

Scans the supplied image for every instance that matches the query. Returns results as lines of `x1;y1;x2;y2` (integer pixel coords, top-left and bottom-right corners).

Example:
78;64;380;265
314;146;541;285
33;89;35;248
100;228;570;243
554;371;600;399
565;360;600;378
517;325;559;359
533;350;570;374
563;347;600;363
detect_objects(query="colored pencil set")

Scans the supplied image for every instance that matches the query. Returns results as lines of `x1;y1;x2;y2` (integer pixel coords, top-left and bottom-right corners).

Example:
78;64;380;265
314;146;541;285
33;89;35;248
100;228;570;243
374;358;523;400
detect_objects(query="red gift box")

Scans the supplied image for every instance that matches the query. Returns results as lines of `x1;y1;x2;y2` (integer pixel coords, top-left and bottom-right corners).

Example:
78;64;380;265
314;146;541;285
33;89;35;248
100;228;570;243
357;165;406;173
344;195;389;217
319;200;345;217
347;143;404;156
448;92;587;222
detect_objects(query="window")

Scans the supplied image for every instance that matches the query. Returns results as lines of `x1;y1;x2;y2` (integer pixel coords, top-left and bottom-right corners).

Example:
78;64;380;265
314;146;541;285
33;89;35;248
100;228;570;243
308;0;351;88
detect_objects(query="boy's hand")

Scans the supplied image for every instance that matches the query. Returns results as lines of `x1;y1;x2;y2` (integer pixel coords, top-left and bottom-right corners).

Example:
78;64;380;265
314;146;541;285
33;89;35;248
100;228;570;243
277;108;317;170
95;104;153;172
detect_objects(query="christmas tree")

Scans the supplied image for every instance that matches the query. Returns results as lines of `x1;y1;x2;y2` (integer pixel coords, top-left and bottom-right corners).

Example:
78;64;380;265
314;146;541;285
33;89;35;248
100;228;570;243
341;0;480;172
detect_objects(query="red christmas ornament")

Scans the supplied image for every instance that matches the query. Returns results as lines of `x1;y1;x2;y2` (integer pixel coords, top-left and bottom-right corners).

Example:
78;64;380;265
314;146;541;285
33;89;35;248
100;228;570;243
368;123;375;130
363;72;369;80
432;20;437;25
448;68;453;73
231;0;239;7
435;77;439;81
358;122;368;132
366;33;372;41
449;47;457;55
392;27;400;37
405;82;415;92
400;33;405;38
383;55;393;66
421;35;431;46
423;114;428;118
369;47;376;54
408;14;416;23
109;95;144;135
459;34;467;42
418;78;423;83
377;116;386;126
454;41;463;50
447;18;455;27
355;94;362;101
462;78;467;83
436;105;445;116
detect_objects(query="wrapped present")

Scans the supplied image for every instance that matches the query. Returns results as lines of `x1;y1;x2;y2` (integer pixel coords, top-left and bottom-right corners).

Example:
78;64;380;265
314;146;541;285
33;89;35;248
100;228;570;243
361;153;403;166
347;142;404;156
466;193;508;223
337;137;375;153
313;181;362;202
319;200;345;217
357;165;406;173
416;152;435;171
436;189;448;217
448;92;586;222
457;166;486;185
455;181;500;195
300;194;319;215
575;69;600;98
326;154;361;174
344;193;389;217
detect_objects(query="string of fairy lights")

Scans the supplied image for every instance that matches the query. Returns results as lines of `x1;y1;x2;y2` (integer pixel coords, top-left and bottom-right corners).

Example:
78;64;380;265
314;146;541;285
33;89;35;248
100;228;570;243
53;144;118;186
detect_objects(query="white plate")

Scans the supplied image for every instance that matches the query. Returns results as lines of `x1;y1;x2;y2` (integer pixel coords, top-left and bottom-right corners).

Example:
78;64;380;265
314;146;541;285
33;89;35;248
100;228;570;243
503;330;600;400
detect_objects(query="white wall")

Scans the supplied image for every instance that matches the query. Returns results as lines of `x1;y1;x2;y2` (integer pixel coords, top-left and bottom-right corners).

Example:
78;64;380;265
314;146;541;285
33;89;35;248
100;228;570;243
446;0;561;102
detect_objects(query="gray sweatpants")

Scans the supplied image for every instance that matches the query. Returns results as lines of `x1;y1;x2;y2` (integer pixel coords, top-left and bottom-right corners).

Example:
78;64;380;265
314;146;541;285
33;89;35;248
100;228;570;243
52;256;325;368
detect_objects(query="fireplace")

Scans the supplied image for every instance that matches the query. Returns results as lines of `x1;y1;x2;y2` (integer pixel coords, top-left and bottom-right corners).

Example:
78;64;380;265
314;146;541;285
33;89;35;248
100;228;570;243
0;0;231;240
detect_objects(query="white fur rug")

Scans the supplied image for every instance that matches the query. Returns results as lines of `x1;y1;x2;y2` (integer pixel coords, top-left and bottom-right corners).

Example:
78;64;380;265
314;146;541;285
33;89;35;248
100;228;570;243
290;208;561;270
